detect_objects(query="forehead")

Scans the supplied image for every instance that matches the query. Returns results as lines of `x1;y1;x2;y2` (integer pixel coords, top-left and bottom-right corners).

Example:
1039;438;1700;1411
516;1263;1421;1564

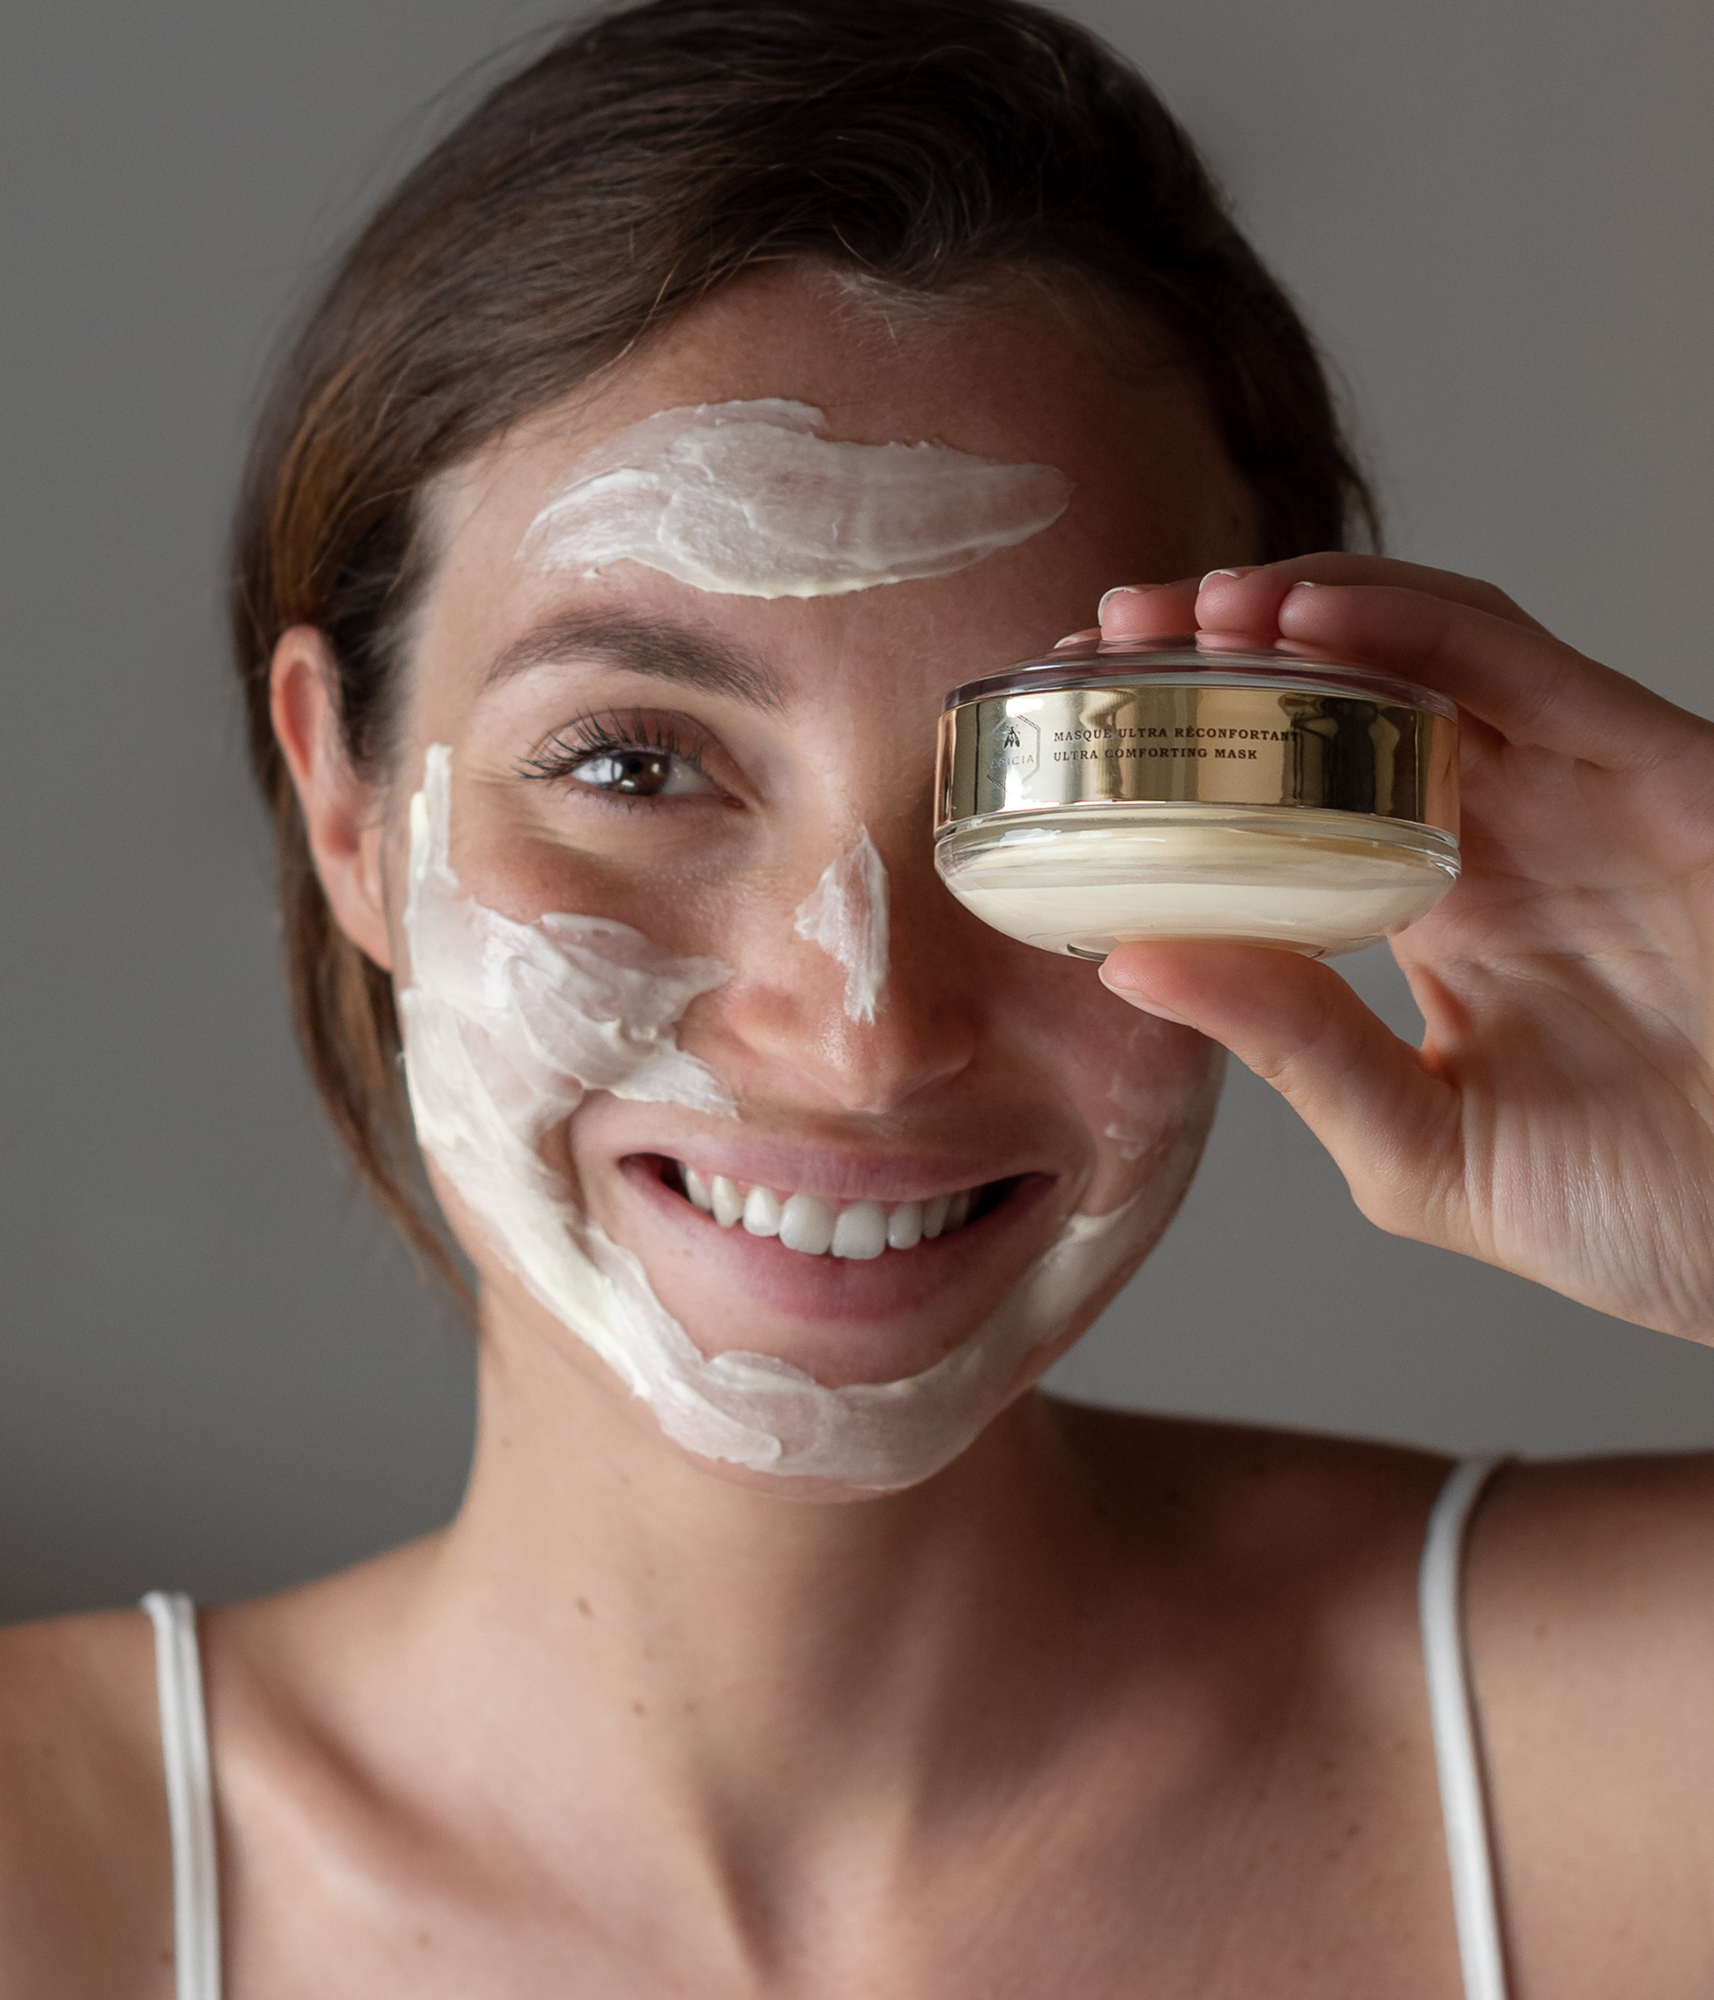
411;266;1250;729
437;264;1245;567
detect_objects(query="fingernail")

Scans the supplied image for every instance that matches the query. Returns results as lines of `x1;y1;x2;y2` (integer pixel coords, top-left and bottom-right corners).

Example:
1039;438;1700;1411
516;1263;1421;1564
1098;964;1194;1026
1199;565;1256;589
1053;632;1090;648
1288;579;1320;591
1097;586;1144;621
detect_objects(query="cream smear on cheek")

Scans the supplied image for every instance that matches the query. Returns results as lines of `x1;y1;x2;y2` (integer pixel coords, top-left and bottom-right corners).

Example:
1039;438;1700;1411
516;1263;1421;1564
792;830;890;1024
1103;1021;1225;1164
517;399;1072;599
400;747;1194;1490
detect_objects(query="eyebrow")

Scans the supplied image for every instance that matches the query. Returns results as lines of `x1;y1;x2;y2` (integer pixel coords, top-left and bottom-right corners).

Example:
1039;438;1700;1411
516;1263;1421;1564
480;610;787;715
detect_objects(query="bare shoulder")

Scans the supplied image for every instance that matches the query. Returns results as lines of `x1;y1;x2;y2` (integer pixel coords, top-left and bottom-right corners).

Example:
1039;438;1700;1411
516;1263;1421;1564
0;1609;172;1997
1471;1451;1714;1765
1470;1453;1714;1777
1465;1454;1714;1986
1058;1407;1714;1981
1475;1447;1714;1612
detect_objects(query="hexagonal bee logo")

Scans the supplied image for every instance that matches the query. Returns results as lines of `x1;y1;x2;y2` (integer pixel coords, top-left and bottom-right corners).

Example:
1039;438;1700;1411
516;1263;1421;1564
986;711;1039;784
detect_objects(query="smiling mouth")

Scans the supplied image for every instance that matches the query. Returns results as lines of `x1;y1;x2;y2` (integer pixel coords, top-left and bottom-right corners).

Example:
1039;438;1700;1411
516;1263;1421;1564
658;1159;1016;1261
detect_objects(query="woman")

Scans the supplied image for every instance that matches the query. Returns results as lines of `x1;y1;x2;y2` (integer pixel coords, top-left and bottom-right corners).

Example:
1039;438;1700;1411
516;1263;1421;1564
4;0;1712;1992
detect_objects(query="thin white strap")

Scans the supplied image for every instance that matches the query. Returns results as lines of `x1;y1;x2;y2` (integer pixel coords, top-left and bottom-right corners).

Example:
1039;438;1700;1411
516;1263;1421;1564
1419;1456;1509;2000
140;1592;223;2000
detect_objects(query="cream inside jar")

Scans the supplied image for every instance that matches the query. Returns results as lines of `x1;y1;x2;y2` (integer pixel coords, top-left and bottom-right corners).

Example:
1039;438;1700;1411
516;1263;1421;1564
934;637;1460;959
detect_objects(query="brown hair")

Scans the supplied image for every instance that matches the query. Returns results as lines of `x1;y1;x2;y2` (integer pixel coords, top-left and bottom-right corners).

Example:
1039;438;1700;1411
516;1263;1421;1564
230;0;1377;1286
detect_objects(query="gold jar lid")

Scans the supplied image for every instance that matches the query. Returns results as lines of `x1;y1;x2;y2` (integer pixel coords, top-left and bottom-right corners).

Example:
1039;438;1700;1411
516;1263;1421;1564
936;637;1458;834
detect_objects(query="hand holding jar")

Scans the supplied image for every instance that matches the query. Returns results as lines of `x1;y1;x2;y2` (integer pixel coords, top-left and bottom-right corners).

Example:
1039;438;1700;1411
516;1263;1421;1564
1082;555;1714;1343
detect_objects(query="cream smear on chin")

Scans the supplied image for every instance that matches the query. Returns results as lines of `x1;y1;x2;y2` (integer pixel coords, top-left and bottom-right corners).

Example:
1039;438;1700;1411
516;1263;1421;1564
518;399;1072;599
792;829;890;1024
399;746;1180;1490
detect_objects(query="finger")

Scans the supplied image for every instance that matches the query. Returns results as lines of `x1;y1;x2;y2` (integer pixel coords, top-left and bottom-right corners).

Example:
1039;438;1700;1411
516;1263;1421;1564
1272;581;1701;770
1081;560;1703;776
1191;559;1695;768
1196;554;1554;640
1097;579;1201;641
1098;940;1468;1250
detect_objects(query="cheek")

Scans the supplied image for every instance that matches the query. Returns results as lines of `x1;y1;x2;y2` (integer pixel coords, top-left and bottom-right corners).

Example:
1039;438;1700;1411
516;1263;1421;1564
1036;994;1224;1202
451;825;739;946
1097;1014;1224;1162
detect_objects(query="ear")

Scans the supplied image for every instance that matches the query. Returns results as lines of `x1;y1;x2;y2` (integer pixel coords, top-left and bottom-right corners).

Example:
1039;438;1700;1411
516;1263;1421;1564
270;627;395;972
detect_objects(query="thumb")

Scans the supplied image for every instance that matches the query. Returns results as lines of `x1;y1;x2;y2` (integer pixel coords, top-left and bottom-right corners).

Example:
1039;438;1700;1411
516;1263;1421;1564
1098;941;1465;1245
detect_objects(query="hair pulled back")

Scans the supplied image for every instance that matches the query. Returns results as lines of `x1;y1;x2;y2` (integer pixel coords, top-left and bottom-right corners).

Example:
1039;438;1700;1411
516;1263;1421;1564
230;0;1376;1283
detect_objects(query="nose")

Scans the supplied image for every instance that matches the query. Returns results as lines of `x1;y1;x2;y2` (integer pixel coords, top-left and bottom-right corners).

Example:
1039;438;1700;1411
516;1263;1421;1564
719;825;979;1115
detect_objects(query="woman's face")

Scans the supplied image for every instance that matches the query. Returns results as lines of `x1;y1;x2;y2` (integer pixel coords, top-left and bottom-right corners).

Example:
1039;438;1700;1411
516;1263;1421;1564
350;266;1248;1481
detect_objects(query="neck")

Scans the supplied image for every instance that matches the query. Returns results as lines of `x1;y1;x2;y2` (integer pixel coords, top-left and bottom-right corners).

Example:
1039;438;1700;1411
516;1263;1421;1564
400;1289;1131;1843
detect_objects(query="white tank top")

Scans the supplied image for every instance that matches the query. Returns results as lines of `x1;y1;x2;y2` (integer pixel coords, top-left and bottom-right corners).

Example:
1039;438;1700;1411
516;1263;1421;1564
141;1454;1508;1999
139;1591;221;2000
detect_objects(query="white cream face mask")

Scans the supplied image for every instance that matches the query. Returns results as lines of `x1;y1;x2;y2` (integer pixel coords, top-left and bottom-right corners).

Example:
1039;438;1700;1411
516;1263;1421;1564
518;398;1072;600
400;746;1201;1490
792;830;889;1024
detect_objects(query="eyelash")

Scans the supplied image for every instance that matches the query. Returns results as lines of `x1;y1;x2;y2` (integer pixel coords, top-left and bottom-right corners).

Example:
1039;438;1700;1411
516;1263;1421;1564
517;710;717;800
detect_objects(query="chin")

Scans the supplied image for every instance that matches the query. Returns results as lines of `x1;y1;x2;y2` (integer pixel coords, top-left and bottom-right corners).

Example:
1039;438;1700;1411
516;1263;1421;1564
491;1179;1158;1497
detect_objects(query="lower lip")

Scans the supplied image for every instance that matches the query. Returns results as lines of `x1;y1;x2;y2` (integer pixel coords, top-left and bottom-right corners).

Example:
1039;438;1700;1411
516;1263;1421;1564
617;1156;1053;1324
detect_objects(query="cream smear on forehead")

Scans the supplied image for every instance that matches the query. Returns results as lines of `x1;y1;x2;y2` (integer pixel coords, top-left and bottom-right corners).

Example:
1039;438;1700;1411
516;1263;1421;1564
518;398;1072;599
792;830;889;1024
400;747;1185;1488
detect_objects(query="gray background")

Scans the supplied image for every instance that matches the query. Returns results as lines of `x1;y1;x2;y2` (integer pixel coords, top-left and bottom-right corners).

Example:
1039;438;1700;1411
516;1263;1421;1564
5;0;1712;1622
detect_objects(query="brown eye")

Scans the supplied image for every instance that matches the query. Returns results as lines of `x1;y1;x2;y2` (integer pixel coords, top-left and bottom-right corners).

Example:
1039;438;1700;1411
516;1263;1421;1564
567;749;714;798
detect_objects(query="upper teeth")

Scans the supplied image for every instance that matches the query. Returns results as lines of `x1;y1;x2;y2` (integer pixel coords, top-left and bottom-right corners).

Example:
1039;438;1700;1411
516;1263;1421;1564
679;1166;976;1258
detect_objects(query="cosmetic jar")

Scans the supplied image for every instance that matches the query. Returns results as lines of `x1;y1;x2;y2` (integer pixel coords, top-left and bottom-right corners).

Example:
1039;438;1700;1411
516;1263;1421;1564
934;637;1460;960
